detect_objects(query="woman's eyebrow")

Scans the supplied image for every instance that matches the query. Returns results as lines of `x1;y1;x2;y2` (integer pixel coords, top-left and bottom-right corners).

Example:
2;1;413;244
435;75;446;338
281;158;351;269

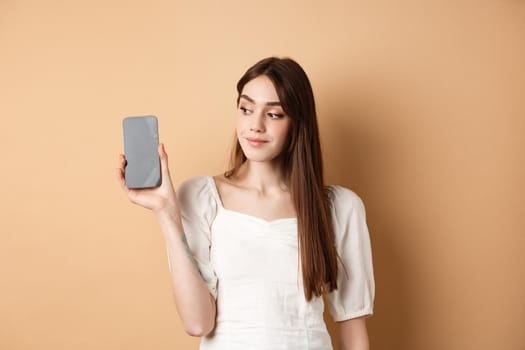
240;94;281;106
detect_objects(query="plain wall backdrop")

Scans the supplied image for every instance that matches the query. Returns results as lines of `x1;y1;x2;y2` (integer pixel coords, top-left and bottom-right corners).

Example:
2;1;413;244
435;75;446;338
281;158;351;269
1;1;524;349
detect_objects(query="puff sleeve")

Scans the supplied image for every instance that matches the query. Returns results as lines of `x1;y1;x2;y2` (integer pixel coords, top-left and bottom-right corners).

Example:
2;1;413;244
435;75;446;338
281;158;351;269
166;176;219;300
325;185;375;321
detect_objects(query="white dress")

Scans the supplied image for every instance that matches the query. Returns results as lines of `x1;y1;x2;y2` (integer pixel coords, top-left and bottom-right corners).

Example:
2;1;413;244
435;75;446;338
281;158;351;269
169;176;375;350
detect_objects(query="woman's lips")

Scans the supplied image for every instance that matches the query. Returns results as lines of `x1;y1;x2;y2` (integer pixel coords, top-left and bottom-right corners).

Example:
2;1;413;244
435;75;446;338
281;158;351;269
246;138;269;147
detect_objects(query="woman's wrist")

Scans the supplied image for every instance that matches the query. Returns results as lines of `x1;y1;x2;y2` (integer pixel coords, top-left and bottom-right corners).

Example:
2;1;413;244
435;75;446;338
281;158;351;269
155;203;177;220
155;205;183;233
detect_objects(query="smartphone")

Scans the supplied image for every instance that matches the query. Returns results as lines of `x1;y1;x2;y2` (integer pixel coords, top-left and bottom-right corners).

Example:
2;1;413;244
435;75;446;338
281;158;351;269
122;115;161;189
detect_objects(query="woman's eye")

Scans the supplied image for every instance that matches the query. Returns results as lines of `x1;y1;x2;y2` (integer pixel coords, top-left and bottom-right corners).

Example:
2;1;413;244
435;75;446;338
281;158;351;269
239;107;251;114
268;113;284;119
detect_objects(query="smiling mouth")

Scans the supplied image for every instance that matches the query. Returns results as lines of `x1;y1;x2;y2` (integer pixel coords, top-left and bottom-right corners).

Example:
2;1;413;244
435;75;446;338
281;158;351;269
246;138;269;146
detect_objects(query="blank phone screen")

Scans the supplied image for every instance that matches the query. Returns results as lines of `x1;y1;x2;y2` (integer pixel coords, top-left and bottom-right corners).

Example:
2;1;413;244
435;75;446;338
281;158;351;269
122;115;161;189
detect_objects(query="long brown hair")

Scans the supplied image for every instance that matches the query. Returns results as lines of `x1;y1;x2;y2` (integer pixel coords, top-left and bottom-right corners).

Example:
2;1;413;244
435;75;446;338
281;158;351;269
225;57;339;301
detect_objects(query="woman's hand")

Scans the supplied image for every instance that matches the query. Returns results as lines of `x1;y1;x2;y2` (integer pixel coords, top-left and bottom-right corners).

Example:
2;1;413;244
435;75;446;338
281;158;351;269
116;143;178;215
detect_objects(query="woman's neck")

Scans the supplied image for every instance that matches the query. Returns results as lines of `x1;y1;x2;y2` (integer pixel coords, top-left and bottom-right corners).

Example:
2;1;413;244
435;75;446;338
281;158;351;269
234;160;290;194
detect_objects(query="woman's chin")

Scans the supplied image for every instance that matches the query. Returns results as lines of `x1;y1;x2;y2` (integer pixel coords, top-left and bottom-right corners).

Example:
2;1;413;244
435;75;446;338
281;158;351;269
239;144;283;164
242;152;280;163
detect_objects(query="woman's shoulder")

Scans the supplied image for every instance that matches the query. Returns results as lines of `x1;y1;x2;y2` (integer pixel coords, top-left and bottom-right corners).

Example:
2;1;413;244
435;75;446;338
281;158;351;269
176;175;219;219
178;175;209;189
177;173;228;188
176;175;217;205
326;184;370;244
327;184;366;212
177;175;210;195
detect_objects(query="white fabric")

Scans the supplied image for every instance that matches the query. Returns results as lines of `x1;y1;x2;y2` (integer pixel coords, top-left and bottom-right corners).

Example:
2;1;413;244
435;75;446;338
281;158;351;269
172;175;375;350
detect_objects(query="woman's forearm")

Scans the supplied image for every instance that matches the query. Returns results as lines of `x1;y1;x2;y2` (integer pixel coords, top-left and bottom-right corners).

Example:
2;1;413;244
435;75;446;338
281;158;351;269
156;209;216;337
338;317;370;350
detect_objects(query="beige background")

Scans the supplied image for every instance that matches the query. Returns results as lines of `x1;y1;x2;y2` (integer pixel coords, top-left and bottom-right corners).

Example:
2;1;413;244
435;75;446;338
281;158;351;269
1;1;524;349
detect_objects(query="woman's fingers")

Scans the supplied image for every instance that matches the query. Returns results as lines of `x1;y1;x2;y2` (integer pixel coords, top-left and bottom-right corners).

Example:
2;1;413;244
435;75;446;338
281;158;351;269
118;154;127;172
116;169;127;192
116;149;174;211
116;154;129;192
158;143;170;175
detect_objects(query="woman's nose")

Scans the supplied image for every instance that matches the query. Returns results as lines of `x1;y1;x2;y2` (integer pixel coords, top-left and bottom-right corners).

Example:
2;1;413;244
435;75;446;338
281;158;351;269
250;113;265;132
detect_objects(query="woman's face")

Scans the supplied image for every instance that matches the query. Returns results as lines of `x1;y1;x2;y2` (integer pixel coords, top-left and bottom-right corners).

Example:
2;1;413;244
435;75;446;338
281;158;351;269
236;75;292;163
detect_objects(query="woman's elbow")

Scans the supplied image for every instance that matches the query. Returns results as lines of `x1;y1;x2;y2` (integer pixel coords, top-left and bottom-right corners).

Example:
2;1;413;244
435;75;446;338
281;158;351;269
184;319;214;337
184;306;216;337
182;292;217;337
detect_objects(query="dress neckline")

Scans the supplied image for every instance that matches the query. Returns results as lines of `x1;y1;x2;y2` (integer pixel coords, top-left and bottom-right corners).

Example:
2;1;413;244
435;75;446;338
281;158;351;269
206;176;297;225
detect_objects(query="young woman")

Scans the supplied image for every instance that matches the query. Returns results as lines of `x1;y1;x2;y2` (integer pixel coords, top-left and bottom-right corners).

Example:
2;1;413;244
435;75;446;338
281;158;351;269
117;57;375;350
